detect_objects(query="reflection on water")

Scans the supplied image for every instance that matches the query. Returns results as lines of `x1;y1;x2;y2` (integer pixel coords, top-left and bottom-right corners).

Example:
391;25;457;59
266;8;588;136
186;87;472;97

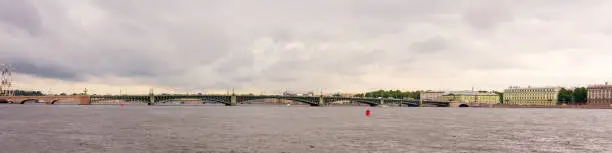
0;105;610;153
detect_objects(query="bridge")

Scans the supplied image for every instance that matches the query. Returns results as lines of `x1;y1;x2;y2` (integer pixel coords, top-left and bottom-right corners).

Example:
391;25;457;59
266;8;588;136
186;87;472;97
0;95;91;104
0;94;450;107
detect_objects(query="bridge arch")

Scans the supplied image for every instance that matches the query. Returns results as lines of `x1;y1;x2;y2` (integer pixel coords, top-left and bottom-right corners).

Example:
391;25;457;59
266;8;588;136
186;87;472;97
198;98;231;105
459;104;470;107
277;98;318;106
236;97;320;106
90;97;150;104
155;98;229;105
50;98;81;104
325;99;379;106
154;96;232;105
20;99;40;104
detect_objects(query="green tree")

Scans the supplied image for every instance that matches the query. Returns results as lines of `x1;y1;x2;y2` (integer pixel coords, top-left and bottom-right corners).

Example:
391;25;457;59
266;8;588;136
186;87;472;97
573;87;588;104
557;88;574;104
363;90;421;99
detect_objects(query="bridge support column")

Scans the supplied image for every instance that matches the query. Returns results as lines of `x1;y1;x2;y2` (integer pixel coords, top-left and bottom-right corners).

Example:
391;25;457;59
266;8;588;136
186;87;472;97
79;96;91;105
318;96;325;106
148;94;155;105
380;99;385;106
228;95;237;106
147;88;156;105
419;99;423;107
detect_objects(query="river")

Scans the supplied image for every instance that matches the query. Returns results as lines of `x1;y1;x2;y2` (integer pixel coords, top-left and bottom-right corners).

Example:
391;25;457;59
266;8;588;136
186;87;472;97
0;105;610;153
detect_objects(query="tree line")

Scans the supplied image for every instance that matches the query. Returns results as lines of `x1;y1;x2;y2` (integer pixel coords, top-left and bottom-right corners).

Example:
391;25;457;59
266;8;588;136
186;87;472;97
558;87;587;104
354;90;421;99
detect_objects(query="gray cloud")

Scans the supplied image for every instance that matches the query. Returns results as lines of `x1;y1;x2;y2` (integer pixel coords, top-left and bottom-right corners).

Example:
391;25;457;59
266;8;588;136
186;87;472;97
2;0;612;92
0;0;42;35
8;60;81;81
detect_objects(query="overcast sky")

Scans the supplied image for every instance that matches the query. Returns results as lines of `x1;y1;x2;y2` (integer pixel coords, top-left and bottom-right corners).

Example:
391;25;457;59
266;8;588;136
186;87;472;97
2;0;612;95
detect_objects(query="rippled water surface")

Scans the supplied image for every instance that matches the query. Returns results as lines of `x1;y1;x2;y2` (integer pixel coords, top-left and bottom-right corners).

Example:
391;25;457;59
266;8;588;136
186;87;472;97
1;105;611;153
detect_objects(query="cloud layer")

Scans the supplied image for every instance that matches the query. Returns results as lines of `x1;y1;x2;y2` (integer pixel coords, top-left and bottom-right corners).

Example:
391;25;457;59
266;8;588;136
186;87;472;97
2;0;612;94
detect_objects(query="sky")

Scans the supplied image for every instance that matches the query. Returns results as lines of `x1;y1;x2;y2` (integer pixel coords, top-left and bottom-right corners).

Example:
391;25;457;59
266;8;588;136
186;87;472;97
2;0;612;95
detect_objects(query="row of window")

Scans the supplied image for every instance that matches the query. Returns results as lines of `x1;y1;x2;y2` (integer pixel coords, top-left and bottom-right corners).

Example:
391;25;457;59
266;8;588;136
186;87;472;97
504;101;556;105
504;94;557;98
505;88;559;92
505;93;554;95
504;94;556;100
589;91;612;99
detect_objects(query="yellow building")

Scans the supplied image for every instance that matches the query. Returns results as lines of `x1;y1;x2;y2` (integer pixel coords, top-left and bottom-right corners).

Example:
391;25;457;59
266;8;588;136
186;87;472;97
420;91;445;101
442;91;500;104
503;86;560;105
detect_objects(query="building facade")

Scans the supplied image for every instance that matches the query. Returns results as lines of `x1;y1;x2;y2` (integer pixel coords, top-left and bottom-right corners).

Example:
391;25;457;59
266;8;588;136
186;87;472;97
282;91;314;96
503;86;561;105
587;83;612;104
420;91;445;101
441;91;500;104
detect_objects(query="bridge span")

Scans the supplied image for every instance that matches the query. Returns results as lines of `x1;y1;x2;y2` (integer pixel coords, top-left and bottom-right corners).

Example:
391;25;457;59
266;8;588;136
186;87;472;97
0;95;91;104
0;95;450;107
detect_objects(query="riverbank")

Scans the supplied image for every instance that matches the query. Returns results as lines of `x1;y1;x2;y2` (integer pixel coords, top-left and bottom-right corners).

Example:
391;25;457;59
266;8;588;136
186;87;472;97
473;104;612;109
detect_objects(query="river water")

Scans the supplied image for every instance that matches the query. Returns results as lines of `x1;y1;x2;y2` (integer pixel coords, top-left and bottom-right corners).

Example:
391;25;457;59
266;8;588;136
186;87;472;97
0;105;611;153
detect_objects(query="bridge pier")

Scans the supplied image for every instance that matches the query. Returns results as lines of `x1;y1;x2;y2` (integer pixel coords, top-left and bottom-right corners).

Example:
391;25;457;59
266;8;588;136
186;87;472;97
318;96;326;106
148;94;155;105
80;96;91;105
227;95;237;106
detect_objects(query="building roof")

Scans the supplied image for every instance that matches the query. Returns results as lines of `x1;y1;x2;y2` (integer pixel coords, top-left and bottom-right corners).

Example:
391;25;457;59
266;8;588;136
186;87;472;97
505;86;561;90
443;91;497;96
588;84;612;89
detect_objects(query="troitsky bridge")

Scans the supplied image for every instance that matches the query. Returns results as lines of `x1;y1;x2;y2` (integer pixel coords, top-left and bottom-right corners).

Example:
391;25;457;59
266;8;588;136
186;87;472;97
0;93;450;107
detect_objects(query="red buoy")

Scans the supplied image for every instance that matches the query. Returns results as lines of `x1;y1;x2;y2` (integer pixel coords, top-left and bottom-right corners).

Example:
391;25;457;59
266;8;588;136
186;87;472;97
365;109;371;117
120;104;124;108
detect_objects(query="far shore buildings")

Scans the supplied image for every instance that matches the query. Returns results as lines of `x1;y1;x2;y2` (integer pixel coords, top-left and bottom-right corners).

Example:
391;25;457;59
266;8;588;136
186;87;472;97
282;91;314;96
419;91;445;101
441;91;500;104
503;86;561;105
587;82;612;105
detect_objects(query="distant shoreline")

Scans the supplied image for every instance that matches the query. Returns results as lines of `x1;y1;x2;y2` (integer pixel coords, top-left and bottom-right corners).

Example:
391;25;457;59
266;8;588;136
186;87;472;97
464;104;612;109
